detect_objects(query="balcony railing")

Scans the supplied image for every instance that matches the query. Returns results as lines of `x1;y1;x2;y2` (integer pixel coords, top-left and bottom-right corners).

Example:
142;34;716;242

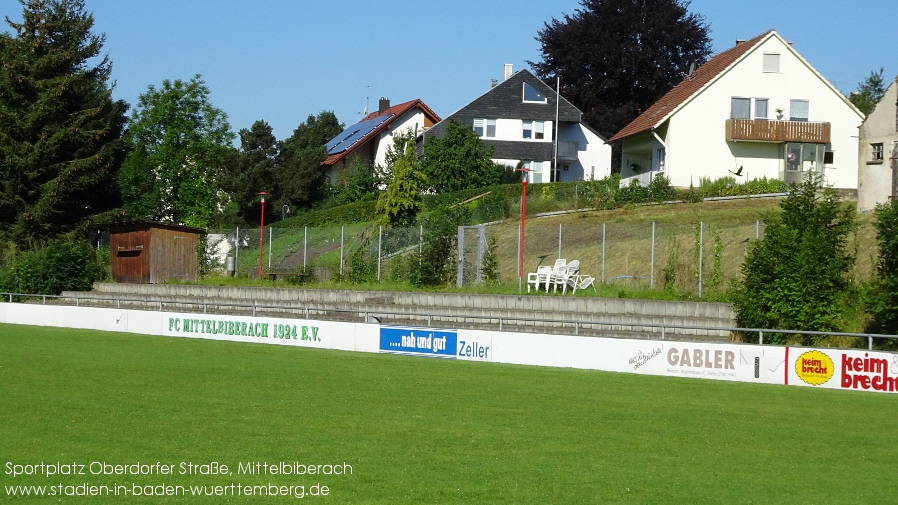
725;119;831;143
556;140;580;161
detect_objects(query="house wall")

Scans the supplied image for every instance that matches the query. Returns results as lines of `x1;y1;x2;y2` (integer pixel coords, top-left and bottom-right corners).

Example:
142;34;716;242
621;35;864;189
556;123;612;182
427;69;610;185
372;109;429;168
857;79;898;212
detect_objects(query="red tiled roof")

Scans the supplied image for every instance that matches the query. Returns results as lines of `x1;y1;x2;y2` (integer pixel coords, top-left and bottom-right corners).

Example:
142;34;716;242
608;30;773;142
322;99;441;167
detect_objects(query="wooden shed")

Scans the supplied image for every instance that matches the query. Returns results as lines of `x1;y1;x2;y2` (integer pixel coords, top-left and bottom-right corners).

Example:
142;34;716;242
109;221;203;284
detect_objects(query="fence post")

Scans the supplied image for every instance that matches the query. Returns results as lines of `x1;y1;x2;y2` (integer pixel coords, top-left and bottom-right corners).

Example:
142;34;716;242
235;226;239;272
558;223;562;260
650;222;656;289
868;335;873;350
759;331;764;345
377;225;383;281
303;226;307;271
268;226;273;270
756;219;760;240
419;224;423;269
457;226;464;288
340;226;344;277
698;221;704;298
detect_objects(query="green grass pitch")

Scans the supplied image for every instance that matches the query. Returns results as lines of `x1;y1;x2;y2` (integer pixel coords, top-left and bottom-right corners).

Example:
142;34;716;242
0;322;895;503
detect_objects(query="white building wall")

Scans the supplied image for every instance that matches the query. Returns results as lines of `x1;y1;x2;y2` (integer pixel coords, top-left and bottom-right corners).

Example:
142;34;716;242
623;35;863;189
372;110;426;167
857;80;898;212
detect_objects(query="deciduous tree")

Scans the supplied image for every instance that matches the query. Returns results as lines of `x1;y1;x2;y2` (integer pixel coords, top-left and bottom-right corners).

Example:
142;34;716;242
118;75;234;228
420;120;500;193
275;111;343;211
0;0;128;244
529;0;712;139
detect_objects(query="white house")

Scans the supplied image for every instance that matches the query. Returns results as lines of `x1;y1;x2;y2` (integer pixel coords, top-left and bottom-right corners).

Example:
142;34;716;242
857;76;898;212
424;65;612;183
322;98;441;183
609;30;865;190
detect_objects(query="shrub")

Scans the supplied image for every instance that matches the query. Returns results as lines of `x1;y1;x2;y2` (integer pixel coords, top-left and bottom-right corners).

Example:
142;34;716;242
0;238;103;295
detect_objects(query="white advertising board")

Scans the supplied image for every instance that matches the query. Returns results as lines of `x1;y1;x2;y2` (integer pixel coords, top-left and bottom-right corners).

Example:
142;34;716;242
786;347;898;393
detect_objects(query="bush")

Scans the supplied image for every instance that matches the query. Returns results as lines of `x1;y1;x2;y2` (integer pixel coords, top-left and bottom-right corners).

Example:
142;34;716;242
731;175;856;344
0;238;104;295
863;199;898;348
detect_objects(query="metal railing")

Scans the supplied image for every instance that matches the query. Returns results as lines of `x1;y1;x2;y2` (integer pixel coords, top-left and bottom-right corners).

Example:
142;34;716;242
3;292;897;351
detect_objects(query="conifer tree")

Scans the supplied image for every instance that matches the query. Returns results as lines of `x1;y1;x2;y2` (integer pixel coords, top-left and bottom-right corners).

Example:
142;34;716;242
0;0;128;244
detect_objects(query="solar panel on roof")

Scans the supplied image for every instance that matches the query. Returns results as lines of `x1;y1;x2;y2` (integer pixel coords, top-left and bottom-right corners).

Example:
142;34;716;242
325;114;393;155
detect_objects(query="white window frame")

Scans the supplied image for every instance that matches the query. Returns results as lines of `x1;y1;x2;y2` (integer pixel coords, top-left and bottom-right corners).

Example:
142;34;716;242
763;53;780;73
789;100;810;122
473;118;496;138
754;98;769;120
523;120;546;140
523;82;547;103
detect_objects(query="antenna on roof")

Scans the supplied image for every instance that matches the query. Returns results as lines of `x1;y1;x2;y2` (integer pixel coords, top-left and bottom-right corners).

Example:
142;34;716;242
359;85;370;117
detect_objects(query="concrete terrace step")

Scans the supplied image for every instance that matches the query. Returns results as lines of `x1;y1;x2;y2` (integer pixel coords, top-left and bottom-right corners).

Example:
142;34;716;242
59;283;738;342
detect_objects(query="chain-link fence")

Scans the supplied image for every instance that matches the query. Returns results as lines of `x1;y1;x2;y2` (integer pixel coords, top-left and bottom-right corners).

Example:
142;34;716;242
206;217;877;297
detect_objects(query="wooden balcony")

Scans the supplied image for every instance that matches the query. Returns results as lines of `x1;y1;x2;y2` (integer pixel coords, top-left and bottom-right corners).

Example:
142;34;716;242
725;119;831;143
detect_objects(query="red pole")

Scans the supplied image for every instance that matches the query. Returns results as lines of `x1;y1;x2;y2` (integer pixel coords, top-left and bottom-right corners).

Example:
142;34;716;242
519;178;527;279
257;192;268;278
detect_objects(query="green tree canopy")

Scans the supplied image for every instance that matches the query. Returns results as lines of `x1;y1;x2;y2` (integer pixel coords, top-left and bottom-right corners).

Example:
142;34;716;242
732;175;856;344
119;75;234;228
275;111;343;210
0;0;128;244
376;137;425;227
529;0;712;138
420;120;500;193
864;199;898;342
222;120;279;224
849;67;886;116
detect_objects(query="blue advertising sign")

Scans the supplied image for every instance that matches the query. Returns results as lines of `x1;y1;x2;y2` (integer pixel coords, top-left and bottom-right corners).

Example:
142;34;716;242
379;327;458;358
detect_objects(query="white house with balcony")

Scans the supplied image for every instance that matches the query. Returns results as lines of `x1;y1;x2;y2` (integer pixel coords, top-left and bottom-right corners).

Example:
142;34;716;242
423;65;611;183
608;30;864;190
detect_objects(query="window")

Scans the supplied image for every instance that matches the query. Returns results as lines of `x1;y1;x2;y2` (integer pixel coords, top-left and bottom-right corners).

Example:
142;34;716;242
872;143;884;161
473;118;496;138
523;120;545;139
789;100;809;122
523;82;546;103
523;160;543;175
763;53;780;73
732;97;768;119
731;98;750;119
754;99;768;119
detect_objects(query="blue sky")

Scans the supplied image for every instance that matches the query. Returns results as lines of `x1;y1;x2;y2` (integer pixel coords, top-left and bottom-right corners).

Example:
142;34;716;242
3;0;895;141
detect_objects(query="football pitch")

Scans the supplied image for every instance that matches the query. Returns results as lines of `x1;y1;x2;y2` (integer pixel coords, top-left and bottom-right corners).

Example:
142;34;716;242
0;322;894;503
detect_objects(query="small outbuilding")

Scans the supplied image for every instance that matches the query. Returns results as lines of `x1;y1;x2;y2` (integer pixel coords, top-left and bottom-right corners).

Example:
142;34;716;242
109;221;203;284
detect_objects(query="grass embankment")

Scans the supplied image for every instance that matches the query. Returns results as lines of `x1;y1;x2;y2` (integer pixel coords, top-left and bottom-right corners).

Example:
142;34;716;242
1;323;893;504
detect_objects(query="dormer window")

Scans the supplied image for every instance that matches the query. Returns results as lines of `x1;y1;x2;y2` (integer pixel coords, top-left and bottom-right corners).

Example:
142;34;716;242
523;82;546;103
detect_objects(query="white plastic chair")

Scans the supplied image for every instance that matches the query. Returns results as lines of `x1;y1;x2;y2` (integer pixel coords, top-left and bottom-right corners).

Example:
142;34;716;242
527;266;552;292
549;259;567;292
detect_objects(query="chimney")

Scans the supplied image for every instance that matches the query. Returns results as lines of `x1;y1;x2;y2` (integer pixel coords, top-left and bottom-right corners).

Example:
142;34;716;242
378;97;390;113
504;63;513;81
490;79;498;89
735;39;745;46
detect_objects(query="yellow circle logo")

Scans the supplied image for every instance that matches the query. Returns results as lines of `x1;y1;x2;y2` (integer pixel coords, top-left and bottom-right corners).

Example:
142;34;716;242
795;350;834;386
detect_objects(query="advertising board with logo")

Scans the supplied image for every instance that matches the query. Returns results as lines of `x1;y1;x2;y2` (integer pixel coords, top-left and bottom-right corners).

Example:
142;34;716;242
787;347;898;394
162;312;329;348
625;341;785;385
378;327;492;362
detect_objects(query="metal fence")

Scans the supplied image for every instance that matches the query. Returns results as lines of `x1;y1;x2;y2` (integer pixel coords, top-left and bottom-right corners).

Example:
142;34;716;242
206;216;877;297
